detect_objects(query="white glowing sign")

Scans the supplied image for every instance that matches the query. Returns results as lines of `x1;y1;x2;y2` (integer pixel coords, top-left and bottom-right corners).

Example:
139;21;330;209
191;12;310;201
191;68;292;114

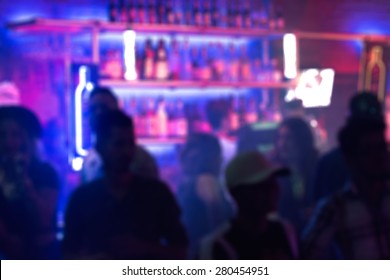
123;30;138;81
286;69;335;108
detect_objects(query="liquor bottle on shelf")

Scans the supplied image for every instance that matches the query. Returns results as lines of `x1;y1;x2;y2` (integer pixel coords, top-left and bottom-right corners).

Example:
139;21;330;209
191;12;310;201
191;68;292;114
135;42;143;79
227;0;235;27
166;100;176;137
102;49;123;79
143;39;155;80
166;0;175;25
147;0;157;24
175;99;188;137
127;98;139;134
239;45;252;81
174;0;183;25
245;97;258;124
258;4;269;29
199;46;212;81
203;1;211;27
108;0;118;22
211;0;220;27
228;95;240;132
270;58;283;82
155;39;169;80
138;98;147;137
169;39;181;80
156;97;168;137
193;0;202;27
127;97;138;117
179;40;191;81
125;97;139;136
137;0;146;23
214;43;225;81
275;6;285;30
234;1;243;28
268;0;277;30
156;0;166;24
191;46;200;80
238;96;247;126
119;0;127;22
145;98;158;137
220;0;228;27
252;58;262;81
195;102;208;132
262;60;272;82
186;103;195;133
127;0;136;24
208;42;217;81
228;44;239;81
184;1;193;25
243;0;252;28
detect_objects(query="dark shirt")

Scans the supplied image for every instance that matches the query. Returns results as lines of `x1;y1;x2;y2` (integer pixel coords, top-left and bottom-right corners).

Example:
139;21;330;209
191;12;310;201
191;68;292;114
0;160;59;259
63;175;187;259
311;148;349;204
211;221;294;260
177;176;235;258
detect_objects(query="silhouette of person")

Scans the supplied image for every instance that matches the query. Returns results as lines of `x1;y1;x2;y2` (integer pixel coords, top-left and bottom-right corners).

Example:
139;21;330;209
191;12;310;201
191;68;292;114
63;110;188;259
177;133;235;258
270;117;318;235
200;151;298;259
205;99;236;171
303;118;390;259
0;106;59;259
81;87;159;182
311;92;384;205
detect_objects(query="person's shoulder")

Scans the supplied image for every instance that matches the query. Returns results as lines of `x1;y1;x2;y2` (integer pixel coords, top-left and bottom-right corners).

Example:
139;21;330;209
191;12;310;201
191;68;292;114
133;175;172;195
199;223;232;259
33;160;58;174
72;179;105;200
31;160;60;188
319;148;343;163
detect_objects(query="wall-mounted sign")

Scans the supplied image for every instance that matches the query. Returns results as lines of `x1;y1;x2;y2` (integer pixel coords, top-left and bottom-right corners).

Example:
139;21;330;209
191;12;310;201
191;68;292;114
360;42;390;101
285;68;335;108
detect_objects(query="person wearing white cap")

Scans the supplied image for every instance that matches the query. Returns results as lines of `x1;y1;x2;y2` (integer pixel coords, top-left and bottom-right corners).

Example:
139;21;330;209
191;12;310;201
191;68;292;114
199;151;298;259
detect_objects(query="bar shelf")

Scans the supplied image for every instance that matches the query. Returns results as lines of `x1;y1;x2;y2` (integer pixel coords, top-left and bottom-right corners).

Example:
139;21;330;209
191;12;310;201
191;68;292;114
100;79;294;90
9;18;286;38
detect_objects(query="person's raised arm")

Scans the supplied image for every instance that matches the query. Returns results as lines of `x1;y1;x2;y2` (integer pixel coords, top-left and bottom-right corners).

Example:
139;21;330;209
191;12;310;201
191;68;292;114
301;198;339;259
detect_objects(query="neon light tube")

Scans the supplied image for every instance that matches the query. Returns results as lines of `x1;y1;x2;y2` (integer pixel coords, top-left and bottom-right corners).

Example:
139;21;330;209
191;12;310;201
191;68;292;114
283;33;298;79
74;66;89;157
123;30;138;81
71;156;84;171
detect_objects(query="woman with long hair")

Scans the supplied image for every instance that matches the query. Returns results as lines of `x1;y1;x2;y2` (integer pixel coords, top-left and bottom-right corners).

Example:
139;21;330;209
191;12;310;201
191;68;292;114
270;117;318;235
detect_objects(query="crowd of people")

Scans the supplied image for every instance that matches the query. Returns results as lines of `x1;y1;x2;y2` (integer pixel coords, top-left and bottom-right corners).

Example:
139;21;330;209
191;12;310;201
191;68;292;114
0;87;390;260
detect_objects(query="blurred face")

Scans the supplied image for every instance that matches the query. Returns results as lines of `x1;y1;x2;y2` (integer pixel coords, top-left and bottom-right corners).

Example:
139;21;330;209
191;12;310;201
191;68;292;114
89;94;118;131
97;126;135;174
0;119;31;159
232;176;279;219
276;126;298;162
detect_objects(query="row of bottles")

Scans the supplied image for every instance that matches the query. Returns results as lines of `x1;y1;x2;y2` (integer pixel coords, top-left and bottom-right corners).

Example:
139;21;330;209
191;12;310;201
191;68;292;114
121;95;280;138
101;38;283;82
108;0;285;30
